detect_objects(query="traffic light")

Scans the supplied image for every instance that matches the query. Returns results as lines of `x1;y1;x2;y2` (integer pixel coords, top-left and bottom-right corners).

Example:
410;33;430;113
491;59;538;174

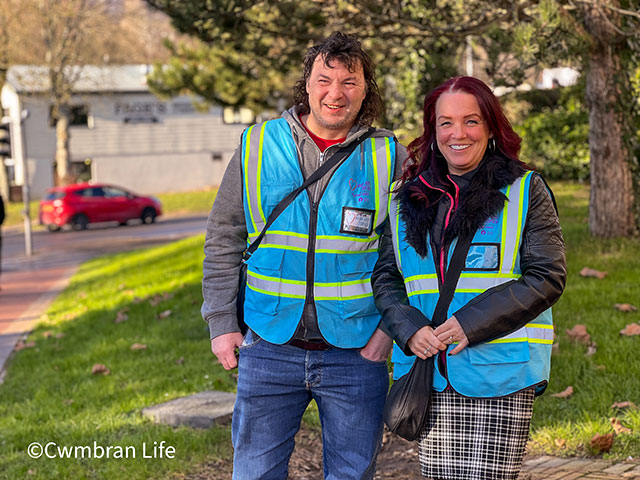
0;121;10;158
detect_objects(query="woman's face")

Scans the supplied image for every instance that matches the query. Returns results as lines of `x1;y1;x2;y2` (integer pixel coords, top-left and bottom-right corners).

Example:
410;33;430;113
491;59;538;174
435;91;491;175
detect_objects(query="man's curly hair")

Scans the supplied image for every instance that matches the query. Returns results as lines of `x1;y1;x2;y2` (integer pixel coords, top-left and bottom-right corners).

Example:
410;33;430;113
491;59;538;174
292;32;383;127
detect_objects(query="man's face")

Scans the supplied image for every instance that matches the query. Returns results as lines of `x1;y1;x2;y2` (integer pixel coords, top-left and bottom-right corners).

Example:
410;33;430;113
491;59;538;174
305;55;367;139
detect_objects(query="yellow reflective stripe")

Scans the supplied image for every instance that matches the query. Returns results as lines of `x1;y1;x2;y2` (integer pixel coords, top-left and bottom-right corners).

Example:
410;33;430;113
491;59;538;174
488;338;528;344
408;289;439;297
527;323;553;330
244;125;257;234
529;339;554;344
372;138;381;229
256;122;268;226
511;171;532;272
405;273;438;282
500;183;511;273
385;137;393;185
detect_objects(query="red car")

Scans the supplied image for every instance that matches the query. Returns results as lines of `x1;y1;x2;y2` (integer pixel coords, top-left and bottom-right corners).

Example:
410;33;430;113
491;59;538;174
39;183;163;231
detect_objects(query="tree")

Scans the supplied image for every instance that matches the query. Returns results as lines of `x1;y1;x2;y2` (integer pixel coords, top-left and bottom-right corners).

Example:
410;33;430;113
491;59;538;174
2;0;179;187
146;0;640;237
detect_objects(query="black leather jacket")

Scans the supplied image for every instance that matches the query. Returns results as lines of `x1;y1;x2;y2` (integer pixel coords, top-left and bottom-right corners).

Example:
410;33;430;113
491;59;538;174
371;157;567;356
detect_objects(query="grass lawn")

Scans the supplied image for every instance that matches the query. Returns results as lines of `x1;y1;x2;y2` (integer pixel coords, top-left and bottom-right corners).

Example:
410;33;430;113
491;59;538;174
1;188;217;228
0;182;639;479
528;182;640;458
0;236;234;479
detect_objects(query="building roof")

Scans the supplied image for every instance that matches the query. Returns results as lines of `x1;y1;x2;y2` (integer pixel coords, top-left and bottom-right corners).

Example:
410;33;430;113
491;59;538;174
5;64;152;94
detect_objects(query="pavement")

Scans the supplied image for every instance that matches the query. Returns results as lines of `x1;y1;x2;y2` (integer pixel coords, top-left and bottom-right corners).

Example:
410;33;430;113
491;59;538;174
1;222;639;479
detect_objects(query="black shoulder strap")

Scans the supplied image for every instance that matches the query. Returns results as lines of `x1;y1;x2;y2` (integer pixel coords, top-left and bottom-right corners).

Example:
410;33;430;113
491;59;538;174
243;127;375;260
431;233;474;327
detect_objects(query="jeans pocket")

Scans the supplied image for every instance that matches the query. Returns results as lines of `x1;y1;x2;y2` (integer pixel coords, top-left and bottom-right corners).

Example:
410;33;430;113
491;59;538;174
239;329;262;350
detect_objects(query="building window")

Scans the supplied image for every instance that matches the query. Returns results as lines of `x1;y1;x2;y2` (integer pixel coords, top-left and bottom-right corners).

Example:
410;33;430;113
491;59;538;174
49;105;90;127
223;107;254;125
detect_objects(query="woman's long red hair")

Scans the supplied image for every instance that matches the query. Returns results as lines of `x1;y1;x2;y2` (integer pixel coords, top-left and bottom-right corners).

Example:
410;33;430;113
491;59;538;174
402;76;526;185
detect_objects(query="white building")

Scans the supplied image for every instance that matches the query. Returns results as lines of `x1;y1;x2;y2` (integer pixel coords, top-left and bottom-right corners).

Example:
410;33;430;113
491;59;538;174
1;64;253;199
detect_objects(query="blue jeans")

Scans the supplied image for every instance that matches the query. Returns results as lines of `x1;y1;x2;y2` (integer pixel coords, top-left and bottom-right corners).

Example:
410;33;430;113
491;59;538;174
231;330;389;480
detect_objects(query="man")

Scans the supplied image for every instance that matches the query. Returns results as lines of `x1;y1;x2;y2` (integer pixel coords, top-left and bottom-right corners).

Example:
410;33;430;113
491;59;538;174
202;32;405;479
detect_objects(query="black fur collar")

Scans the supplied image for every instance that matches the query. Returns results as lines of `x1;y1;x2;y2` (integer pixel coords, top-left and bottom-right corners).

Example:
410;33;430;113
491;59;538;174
397;153;526;257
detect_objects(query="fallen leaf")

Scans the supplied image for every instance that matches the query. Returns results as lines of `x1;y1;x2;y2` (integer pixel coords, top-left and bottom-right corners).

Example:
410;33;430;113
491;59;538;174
118;284;126;290
611;401;637;409
121;289;135;296
133;296;144;304
586;342;598;356
590;433;614;453
14;340;36;351
42;331;54;339
77;291;87;299
176;356;185;365
551;386;574;398
130;343;147;351
149;293;173;307
614;303;638;313
580;267;607;279
566;324;591;344
27;470;36;476
157;309;172;319
55;332;65;339
114;311;129;323
595;364;606;370
91;363;110;375
620;323;640;336
555;438;567;448
63;399;74;406
610;417;632;435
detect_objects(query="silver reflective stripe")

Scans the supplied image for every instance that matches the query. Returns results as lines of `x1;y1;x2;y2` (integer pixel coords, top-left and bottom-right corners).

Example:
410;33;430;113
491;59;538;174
244;123;267;234
247;270;372;300
247;231;380;253
405;275;438;296
485;323;554;345
372;137;393;229
501;172;531;274
455;273;519;292
389;185;402;272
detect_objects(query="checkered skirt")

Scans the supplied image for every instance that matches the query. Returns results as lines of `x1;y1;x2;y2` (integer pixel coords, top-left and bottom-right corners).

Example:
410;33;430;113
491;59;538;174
418;388;535;480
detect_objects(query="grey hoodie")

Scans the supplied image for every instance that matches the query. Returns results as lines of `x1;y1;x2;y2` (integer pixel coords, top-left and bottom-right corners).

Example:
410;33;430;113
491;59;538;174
202;105;407;341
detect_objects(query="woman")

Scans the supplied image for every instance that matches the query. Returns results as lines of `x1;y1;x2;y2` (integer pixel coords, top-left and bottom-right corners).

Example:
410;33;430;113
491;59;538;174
372;76;567;480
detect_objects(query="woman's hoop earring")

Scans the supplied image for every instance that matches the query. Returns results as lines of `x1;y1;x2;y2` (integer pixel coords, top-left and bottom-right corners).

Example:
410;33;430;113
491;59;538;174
489;138;497;153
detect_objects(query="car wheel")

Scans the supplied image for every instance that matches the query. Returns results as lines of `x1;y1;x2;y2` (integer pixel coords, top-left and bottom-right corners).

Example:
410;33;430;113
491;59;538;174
141;207;157;224
119;221;128;227
71;213;89;231
47;224;61;232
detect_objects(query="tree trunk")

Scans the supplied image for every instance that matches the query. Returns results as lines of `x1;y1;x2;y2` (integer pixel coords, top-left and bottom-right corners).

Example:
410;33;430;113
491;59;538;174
55;110;71;185
585;1;636;237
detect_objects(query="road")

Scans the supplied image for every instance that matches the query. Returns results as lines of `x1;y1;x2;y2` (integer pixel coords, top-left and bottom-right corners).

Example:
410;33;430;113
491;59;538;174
3;214;209;273
0;214;208;375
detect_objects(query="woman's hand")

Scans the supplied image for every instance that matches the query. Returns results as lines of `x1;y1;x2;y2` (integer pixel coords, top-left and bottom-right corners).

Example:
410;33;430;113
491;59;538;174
433;315;469;355
407;326;447;360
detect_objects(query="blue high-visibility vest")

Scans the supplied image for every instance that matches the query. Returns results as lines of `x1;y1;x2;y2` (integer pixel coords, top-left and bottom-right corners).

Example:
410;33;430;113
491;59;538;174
241;118;396;347
389;171;553;397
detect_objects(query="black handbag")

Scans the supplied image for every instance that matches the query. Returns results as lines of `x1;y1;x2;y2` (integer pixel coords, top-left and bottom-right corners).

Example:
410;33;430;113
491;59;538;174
236;128;375;332
383;232;474;441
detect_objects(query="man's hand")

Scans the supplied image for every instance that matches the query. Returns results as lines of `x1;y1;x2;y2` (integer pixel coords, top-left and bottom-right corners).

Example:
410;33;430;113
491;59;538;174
433;315;469;355
407;325;447;360
211;332;244;370
359;328;393;362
